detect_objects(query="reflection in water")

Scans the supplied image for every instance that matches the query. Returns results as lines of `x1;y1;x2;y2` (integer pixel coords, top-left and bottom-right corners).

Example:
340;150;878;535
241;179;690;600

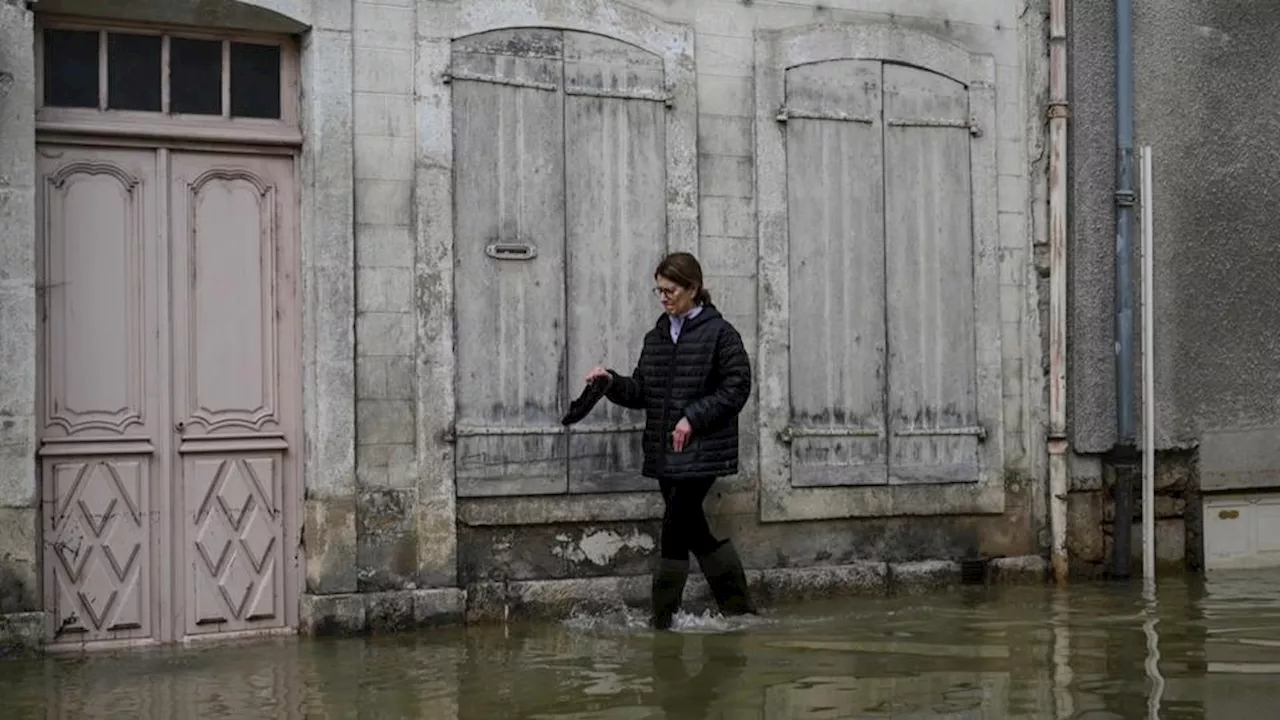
5;572;1280;718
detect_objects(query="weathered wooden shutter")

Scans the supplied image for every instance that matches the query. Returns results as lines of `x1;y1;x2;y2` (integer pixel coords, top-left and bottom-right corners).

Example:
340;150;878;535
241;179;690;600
781;59;889;487
563;31;668;494
882;64;983;483
451;29;568;497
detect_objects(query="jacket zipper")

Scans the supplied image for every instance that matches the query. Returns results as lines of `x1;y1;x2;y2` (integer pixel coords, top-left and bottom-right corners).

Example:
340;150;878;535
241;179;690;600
659;324;682;461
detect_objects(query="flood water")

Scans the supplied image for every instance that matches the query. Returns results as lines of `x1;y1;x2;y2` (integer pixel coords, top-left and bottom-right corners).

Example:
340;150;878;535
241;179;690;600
6;571;1280;718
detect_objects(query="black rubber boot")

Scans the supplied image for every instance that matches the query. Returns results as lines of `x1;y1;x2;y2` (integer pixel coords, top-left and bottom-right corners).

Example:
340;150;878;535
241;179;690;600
651;558;689;630
696;540;756;616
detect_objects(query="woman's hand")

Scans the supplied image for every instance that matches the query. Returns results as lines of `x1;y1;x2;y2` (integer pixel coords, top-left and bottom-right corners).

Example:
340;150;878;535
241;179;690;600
585;367;611;385
672;417;693;452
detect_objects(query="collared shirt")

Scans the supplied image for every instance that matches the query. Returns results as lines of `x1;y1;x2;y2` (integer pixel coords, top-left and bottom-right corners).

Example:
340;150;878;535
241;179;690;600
669;305;704;344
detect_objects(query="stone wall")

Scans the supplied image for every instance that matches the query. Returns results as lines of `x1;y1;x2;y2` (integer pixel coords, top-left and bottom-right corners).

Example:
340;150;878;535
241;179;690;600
395;0;1049;602
0;0;39;619
1066;451;1200;578
0;0;1052;648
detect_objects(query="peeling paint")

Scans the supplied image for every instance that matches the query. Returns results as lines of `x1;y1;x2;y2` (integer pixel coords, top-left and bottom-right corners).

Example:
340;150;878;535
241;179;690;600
552;529;656;566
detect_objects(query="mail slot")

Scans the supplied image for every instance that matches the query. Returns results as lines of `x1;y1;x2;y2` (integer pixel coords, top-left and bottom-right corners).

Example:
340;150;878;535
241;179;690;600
485;242;537;260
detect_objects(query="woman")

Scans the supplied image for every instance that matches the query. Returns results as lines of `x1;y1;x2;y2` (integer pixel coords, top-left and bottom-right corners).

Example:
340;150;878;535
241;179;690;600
585;252;756;630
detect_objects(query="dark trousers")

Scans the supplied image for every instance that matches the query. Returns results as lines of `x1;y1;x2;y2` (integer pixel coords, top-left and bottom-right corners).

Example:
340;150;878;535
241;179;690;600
658;477;720;560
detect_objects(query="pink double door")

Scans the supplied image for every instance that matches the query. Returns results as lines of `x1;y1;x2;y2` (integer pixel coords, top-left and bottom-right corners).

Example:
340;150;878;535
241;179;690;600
36;144;302;647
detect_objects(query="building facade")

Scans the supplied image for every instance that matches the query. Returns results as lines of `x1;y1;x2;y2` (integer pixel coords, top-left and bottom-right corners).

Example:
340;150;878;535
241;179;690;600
0;0;1050;650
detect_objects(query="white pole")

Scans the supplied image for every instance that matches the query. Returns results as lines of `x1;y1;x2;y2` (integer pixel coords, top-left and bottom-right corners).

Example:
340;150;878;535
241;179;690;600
1140;145;1156;587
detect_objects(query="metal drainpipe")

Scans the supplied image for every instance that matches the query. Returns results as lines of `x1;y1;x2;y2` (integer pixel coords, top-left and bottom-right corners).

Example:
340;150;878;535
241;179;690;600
1047;0;1070;586
1111;0;1137;578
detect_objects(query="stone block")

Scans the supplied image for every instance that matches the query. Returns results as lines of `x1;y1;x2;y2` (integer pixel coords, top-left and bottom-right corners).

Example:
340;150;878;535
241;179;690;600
459;523;660;583
696;75;752;117
751;562;889;606
697;115;753;157
1000;282;1025;327
354;92;415;139
988;555;1047;585
696;34;753;77
709;275;757;320
385;356;415;398
999;245;1028;288
0;286;35;417
357;400;415;445
412;588;465;627
355;136;415;182
355;224;414;268
357;443;417;489
700;194;755;238
697;236;755;277
693;1;754;38
466;576;653;624
304;496;359;594
698;155;753;198
1001;358;1024;400
1126;519;1186;568
890;560;963;593
0;507;36;613
0;7;34;193
0;422;35;508
1154;495;1185;519
353;47;414;95
356;311;414;355
0;611;44;657
357;267;414;313
999;209;1029;253
0;190;34;282
300;593;365;636
356;356;387;399
355;178;412;226
354;2;415;51
356;487;418;591
1067;490;1106;564
365;590;414;633
999;173;1029;215
313;0;353;31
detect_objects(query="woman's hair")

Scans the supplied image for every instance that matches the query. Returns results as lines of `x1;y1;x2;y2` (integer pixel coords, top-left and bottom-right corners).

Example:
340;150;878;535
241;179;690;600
655;252;712;306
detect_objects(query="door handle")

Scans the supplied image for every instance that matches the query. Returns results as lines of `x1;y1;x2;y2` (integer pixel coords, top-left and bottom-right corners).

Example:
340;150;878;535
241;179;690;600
175;420;187;433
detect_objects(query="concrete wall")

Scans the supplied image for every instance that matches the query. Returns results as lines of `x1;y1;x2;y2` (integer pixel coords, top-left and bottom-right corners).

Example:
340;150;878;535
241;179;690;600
0;0;1051;643
1069;0;1280;456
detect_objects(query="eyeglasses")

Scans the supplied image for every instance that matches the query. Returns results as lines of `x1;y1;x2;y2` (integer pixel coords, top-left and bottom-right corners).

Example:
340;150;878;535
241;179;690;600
652;286;681;299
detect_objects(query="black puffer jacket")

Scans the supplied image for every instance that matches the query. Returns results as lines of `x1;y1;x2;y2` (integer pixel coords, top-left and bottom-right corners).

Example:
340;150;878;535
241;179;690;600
605;305;751;480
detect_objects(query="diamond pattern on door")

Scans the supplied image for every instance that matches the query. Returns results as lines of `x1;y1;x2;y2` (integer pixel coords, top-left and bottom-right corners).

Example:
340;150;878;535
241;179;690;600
45;458;151;641
189;455;282;632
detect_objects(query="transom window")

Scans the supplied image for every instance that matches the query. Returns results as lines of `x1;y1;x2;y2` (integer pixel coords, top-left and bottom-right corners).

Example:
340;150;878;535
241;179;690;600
37;20;298;140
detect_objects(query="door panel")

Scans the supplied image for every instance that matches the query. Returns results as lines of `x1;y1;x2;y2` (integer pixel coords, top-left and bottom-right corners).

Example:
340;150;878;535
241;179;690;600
783;60;889;488
184;453;285;628
564;31;667;494
37;145;161;645
451;29;569;497
169;151;298;637
43;455;153;640
882;64;981;484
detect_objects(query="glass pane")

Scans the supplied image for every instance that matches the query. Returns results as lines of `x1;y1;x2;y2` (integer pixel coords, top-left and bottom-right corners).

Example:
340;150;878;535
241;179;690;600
107;33;161;111
230;42;281;119
170;37;222;116
43;29;100;108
